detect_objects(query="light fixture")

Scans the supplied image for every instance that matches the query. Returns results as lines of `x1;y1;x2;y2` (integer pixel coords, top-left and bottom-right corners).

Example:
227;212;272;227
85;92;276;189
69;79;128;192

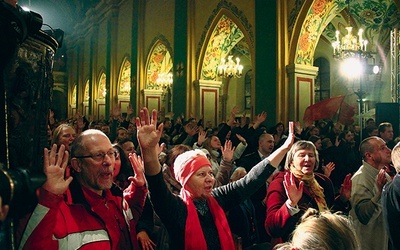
156;72;173;90
331;0;372;60
217;55;243;78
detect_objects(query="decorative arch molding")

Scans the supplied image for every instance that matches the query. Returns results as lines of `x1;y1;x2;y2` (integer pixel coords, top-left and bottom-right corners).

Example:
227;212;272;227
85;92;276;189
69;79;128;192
197;11;252;80
197;3;254;80
71;84;77;109
197;0;254;60
147;34;174;60
84;79;90;102
118;55;132;96
292;0;345;65
97;69;107;100
145;37;174;90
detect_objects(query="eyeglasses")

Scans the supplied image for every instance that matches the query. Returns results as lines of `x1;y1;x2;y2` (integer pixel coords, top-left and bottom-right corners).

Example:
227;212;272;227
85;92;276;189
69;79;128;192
74;150;119;162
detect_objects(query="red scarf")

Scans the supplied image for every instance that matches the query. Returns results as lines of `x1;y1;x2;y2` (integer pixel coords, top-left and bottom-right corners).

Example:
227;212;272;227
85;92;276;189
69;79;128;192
176;153;235;249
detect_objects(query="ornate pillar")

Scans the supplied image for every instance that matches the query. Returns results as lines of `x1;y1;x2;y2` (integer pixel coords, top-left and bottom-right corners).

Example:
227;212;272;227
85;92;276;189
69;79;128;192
194;80;222;127
286;63;319;123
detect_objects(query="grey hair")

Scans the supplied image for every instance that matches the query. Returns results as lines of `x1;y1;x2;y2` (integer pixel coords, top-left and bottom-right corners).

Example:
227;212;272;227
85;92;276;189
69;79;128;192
284;140;319;170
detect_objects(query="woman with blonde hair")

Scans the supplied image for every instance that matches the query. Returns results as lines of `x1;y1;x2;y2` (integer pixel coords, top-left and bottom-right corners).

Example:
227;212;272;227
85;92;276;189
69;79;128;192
50;123;76;151
274;208;360;250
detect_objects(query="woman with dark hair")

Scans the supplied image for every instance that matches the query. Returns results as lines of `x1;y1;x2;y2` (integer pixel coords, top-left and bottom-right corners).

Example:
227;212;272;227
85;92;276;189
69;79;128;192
113;144;134;189
268;122;286;147
194;127;247;183
162;144;192;195
265;140;352;248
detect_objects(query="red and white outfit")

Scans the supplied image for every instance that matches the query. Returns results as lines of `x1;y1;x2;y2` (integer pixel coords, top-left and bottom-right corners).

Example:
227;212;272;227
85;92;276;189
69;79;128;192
17;180;147;250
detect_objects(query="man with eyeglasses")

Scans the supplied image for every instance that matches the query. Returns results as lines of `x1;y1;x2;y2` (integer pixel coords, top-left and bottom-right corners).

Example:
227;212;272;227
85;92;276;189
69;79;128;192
18;129;147;249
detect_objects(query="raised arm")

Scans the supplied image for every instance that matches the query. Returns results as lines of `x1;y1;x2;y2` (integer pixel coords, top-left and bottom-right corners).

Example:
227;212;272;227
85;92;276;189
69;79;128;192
124;153;148;224
266;121;295;167
136;108;164;176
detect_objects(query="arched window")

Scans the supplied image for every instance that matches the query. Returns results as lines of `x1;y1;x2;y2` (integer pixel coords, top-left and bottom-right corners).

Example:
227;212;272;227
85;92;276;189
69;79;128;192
71;84;77;106
84;80;90;102
98;73;107;99
119;59;131;95
146;42;173;89
314;57;330;102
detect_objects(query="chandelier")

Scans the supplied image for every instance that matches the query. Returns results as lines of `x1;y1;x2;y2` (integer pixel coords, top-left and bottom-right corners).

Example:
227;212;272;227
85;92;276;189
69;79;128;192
217;55;243;78
156;72;173;89
331;0;372;60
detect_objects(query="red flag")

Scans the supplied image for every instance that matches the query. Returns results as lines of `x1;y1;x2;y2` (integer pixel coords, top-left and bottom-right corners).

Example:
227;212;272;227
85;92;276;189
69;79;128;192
338;101;355;125
303;96;345;125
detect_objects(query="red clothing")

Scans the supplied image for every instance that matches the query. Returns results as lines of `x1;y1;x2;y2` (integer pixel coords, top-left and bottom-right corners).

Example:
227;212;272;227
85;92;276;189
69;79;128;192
265;170;337;247
18;180;147;250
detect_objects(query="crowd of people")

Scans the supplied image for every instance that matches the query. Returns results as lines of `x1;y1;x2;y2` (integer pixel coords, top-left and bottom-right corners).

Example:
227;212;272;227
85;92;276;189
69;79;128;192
2;104;400;250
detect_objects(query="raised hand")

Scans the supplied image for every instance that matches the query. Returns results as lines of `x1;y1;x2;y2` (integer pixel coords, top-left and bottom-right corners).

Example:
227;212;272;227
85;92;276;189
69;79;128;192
283;172;303;207
221;139;235;162
281;121;295;150
256;111;267;123
126;103;134;116
184;123;199;136
339;173;352;201
112;103;122;119
197;130;207;146
322;162;335;178
126;153;146;188
252;111;267;129
266;121;295;168
231;106;240;115
42;144;73;195
294;121;302;134
136;108;163;151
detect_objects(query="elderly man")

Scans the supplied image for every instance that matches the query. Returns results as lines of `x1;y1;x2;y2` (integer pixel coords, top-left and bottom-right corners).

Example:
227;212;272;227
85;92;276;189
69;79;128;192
18;129;147;249
350;136;392;250
382;142;400;250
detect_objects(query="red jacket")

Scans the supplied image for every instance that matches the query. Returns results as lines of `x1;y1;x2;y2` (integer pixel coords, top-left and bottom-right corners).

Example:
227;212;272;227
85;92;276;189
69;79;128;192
265;170;337;247
18;180;147;250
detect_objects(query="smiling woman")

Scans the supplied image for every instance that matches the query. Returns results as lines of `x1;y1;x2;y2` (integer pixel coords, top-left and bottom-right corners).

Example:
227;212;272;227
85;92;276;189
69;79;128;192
265;140;353;248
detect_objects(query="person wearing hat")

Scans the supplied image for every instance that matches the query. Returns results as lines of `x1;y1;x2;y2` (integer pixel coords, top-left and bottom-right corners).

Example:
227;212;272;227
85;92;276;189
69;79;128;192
134;108;295;249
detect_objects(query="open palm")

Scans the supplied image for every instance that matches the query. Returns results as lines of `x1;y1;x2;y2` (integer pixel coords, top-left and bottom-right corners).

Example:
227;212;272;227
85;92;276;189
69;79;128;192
42;144;73;195
136;108;163;150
